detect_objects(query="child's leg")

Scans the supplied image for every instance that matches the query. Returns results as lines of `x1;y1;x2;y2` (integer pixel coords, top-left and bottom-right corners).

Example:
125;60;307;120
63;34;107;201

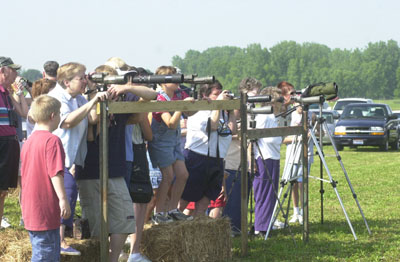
145;189;158;222
194;196;210;217
169;160;189;211
130;203;147;254
28;229;60;262
156;166;174;213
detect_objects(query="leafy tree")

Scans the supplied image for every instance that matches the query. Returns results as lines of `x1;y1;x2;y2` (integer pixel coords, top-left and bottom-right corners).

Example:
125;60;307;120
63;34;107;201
20;69;42;82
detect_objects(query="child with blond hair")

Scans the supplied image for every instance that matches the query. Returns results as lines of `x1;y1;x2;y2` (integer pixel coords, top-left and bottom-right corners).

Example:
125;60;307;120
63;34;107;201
21;95;71;262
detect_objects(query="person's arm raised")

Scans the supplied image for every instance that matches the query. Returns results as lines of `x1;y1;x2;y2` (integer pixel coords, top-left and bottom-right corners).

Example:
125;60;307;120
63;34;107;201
61;91;108;129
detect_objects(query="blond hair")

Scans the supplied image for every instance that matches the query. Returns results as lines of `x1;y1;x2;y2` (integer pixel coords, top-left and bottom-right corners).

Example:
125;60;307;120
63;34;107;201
95;65;118;76
105;57;130;71
57;62;86;88
155;66;176;75
30;95;61;123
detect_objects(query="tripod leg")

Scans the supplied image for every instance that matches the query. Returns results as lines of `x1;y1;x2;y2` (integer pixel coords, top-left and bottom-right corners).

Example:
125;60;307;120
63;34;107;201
310;131;358;240
324;122;372;235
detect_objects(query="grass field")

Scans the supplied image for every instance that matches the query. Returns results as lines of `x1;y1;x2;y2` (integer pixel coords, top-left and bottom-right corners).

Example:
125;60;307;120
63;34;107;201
2;139;400;261
230;145;400;261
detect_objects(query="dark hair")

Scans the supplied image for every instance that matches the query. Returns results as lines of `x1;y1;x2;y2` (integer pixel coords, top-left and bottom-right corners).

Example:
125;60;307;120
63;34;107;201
199;80;223;98
136;67;149;76
43;61;59;77
239;77;262;93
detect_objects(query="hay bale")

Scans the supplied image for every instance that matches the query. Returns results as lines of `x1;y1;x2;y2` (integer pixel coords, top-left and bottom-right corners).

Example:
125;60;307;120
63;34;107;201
141;216;232;262
0;229;99;262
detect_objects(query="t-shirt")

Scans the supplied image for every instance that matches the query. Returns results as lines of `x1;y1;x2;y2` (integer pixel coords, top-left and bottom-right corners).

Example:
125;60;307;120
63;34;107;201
152;88;189;122
0;85;17;136
185;110;232;158
76;93;138;180
254;114;282;160
20;130;65;231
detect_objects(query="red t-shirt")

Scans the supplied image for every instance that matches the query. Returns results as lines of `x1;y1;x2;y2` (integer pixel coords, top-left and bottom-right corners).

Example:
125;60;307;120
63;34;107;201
21;130;65;231
152;88;189;122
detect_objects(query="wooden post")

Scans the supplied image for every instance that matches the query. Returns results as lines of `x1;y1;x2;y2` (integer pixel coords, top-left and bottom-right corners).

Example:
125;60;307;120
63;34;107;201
240;93;248;256
99;101;109;261
302;109;309;242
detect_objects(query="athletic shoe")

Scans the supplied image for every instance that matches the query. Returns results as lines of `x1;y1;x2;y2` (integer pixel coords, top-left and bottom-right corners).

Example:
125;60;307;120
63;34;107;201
272;220;285;230
151;213;173;225
298;214;303;225
127;253;152;262
168;209;193;221
1;217;11;228
289;214;299;224
60;246;81;256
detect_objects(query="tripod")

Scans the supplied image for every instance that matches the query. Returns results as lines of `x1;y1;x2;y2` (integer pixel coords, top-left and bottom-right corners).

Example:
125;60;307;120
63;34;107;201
310;106;372;238
265;103;371;241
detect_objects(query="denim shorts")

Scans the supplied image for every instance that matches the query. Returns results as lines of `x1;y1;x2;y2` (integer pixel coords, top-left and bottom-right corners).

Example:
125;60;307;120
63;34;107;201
28;228;60;262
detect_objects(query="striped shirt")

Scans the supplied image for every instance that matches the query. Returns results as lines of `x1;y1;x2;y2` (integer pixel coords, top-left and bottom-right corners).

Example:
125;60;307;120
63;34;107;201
0;85;16;136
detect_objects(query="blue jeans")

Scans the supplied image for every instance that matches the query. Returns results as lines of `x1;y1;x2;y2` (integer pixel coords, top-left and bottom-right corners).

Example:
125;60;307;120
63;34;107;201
28;228;60;262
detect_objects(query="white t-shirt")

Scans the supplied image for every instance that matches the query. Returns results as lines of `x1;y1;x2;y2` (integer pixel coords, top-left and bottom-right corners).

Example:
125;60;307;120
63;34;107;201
185;110;232;158
254;114;282;160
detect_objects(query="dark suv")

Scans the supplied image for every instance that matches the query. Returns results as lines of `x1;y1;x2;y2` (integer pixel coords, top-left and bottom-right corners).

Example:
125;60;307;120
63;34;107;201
333;103;400;151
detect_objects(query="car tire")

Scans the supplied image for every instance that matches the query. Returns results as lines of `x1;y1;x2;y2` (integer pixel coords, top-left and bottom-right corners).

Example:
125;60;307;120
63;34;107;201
391;137;400;150
380;139;389;151
336;144;344;151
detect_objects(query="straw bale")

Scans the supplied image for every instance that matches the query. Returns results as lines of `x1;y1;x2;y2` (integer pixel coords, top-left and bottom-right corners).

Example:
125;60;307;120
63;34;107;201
0;229;100;262
141;216;232;262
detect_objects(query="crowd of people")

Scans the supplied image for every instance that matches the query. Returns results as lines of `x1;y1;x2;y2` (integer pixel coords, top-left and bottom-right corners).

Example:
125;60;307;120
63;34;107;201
0;55;309;262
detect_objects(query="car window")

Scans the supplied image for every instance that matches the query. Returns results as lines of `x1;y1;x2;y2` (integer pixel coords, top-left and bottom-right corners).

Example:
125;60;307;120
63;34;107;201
343;105;387;118
334;100;366;111
323;113;334;124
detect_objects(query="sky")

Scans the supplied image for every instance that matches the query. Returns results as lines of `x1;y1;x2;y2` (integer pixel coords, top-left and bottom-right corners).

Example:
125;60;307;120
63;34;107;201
2;0;400;73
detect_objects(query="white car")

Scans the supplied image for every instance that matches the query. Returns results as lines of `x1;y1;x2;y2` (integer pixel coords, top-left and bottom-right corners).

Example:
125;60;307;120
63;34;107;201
309;110;337;144
333;98;373;115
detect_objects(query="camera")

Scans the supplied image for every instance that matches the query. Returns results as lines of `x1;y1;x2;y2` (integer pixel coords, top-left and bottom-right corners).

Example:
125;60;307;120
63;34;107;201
88;72;184;92
226;91;235;99
301;82;338;100
19;77;32;89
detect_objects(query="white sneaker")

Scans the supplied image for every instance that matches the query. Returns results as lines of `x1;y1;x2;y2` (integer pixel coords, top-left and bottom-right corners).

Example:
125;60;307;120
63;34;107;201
289;214;299;224
1;217;11;228
272;220;285;229
298;214;303;225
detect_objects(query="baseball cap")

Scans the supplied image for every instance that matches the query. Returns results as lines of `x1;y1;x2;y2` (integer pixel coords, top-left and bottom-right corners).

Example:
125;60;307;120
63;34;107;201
0;56;21;70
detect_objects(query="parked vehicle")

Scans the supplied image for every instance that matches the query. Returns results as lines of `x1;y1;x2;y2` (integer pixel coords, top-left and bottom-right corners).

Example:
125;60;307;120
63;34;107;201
333;103;400;151
310;109;337;144
333;98;373;115
309;101;331;110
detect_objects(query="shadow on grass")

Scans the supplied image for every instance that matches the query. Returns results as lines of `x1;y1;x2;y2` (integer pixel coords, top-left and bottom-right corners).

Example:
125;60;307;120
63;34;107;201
231;218;400;261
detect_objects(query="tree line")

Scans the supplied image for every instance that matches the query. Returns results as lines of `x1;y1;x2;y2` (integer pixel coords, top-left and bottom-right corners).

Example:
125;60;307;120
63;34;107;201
172;40;400;99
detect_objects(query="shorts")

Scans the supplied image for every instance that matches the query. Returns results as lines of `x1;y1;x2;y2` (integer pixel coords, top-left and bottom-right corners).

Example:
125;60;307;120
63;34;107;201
76;177;135;237
28;228;60;262
0;137;20;191
148;140;184;168
181;149;223;202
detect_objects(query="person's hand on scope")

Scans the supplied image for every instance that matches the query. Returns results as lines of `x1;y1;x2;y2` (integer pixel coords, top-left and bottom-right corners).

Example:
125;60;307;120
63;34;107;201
92;91;108;103
217;90;233;101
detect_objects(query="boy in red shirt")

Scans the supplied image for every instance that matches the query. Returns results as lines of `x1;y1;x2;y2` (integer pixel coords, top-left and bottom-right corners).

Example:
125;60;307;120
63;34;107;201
20;94;71;262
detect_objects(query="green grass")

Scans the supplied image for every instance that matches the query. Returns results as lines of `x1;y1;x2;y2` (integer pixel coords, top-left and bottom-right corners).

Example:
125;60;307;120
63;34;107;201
231;145;400;261
3;145;400;261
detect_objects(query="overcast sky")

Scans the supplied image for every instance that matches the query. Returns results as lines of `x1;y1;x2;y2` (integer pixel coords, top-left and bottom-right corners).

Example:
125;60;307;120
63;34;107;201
2;0;399;72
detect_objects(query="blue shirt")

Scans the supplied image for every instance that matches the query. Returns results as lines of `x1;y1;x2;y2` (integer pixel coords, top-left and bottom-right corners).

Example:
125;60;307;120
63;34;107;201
48;84;88;168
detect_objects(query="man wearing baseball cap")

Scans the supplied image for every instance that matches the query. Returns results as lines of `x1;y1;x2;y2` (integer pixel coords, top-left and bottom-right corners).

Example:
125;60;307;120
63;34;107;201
0;56;23;229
